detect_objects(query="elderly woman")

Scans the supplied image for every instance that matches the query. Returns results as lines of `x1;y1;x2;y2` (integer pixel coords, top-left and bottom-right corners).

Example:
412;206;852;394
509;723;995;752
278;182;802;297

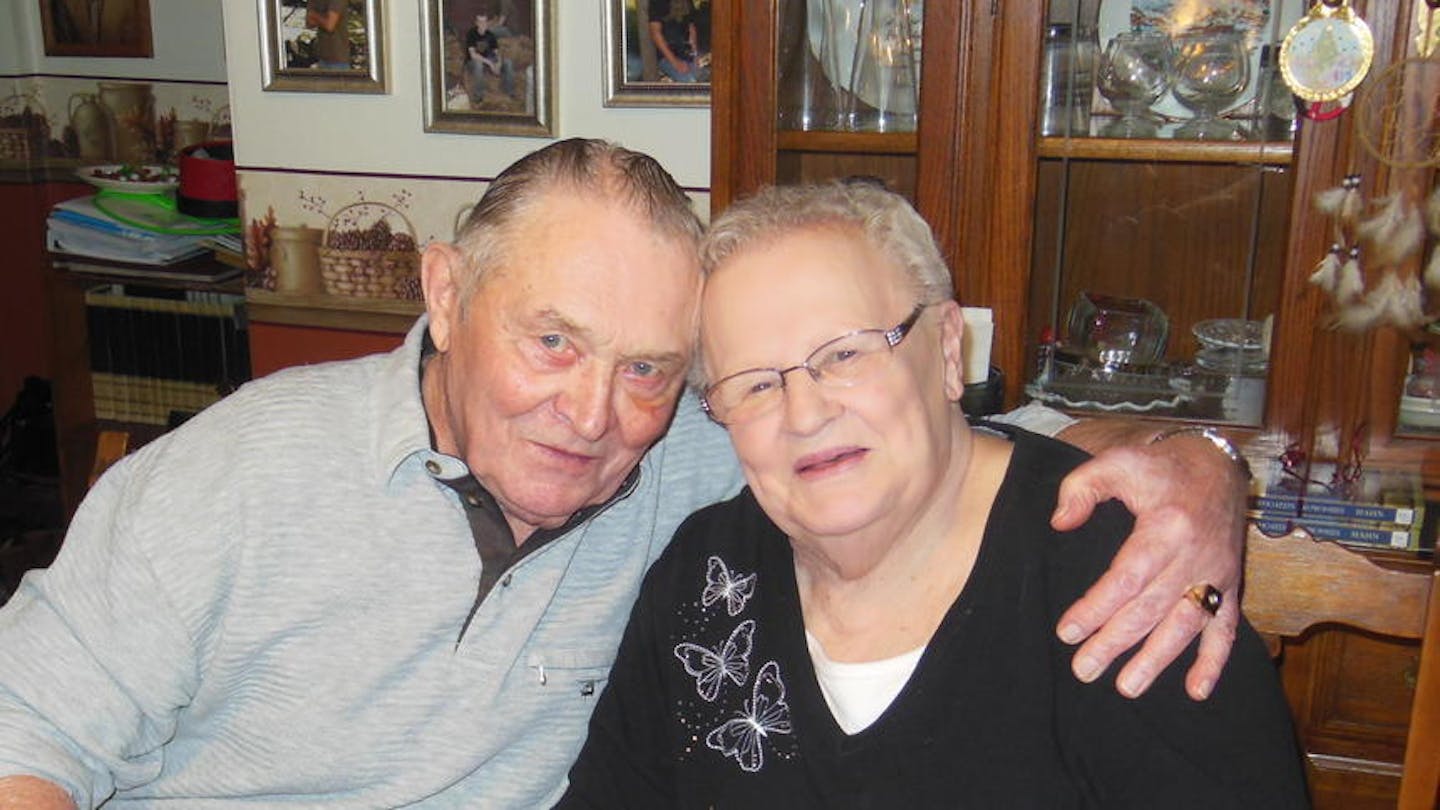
558;182;1308;808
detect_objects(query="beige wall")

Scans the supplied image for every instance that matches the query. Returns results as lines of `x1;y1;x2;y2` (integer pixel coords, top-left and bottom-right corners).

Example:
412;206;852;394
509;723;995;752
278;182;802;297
2;1;228;81
220;0;713;190
4;2;710;186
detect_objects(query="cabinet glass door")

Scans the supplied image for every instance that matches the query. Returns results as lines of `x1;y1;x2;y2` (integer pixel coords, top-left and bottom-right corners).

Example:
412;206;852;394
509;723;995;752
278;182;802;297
769;0;923;200
776;0;923;134
1025;0;1306;427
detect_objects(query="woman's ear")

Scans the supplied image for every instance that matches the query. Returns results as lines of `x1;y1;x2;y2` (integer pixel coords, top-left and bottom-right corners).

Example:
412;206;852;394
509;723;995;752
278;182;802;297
421;242;465;353
935;300;966;401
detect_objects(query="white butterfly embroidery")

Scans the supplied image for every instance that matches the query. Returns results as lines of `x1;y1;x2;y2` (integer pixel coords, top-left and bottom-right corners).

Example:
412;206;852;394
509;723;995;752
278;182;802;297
674;619;756;702
705;660;793;773
701;555;757;617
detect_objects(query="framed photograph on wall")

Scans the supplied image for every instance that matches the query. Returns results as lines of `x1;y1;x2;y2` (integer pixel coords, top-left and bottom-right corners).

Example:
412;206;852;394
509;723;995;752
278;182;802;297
603;0;710;107
259;0;388;93
40;0;154;58
421;0;554;137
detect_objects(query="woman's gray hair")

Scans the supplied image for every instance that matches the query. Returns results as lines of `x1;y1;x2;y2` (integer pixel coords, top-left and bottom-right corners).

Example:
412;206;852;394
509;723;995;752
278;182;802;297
693;180;955;386
452;138;704;309
701;180;953;301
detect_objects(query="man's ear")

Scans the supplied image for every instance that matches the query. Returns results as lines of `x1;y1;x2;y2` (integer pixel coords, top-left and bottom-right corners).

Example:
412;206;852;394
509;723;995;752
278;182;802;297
421;241;465;353
935;300;966;401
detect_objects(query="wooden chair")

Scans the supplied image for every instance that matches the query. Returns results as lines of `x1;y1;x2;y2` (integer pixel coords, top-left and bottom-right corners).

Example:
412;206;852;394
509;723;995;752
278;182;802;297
88;429;130;488
1243;525;1440;809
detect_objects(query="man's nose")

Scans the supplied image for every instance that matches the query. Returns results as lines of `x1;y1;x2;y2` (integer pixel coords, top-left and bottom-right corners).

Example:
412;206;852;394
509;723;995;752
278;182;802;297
558;363;614;442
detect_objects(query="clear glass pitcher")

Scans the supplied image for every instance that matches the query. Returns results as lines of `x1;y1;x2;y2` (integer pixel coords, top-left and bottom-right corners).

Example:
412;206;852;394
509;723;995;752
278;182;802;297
844;0;921;132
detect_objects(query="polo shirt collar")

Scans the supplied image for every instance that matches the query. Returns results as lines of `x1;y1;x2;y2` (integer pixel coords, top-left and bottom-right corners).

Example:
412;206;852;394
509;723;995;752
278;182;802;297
374;316;441;487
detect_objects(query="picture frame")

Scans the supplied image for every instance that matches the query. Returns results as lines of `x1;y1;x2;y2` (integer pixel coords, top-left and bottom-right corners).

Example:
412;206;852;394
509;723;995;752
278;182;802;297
421;0;555;137
603;0;710;108
40;0;154;58
258;0;388;94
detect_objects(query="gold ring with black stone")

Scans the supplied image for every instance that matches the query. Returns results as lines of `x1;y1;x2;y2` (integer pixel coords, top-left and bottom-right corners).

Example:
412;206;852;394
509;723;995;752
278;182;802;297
1185;583;1223;617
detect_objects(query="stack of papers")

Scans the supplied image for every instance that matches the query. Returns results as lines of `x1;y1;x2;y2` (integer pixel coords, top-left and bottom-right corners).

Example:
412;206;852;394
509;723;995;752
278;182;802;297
47;196;211;265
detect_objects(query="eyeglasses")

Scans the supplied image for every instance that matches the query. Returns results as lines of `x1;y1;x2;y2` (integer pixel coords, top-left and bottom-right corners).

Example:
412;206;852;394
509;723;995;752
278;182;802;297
700;304;928;426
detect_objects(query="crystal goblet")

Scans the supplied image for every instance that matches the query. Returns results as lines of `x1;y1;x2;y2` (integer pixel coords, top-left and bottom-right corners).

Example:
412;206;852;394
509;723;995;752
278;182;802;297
1172;27;1250;140
1096;31;1173;138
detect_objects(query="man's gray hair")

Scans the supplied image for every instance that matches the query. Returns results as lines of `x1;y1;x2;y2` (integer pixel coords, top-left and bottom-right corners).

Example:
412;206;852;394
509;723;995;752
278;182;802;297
692;180;955;387
452;138;704;308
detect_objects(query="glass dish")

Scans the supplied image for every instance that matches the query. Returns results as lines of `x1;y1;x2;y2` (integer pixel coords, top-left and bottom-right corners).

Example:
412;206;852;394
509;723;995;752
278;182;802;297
1192;318;1266;351
1027;354;1258;424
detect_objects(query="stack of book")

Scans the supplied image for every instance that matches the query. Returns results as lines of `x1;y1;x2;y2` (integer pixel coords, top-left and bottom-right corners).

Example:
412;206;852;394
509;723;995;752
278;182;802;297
47;196;211;265
1247;459;1426;550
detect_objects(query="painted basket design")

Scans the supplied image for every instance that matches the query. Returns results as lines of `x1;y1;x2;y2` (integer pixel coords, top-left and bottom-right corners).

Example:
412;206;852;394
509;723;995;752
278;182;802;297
318;201;421;300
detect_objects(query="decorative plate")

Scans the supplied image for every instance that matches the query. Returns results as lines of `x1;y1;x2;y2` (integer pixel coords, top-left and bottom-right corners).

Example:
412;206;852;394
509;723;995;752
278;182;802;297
1192;318;1266;351
1279;1;1374;103
77;164;180;193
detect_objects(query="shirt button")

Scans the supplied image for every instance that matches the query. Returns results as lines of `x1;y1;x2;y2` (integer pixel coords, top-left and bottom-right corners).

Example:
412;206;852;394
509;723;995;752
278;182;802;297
466;494;481;507
501;574;513;587
424;460;441;475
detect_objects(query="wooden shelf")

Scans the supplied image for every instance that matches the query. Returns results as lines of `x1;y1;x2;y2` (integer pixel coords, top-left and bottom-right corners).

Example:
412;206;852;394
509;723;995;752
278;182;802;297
0;158;90;185
246;288;421;334
50;255;243;294
1037;136;1293;165
776;130;918;155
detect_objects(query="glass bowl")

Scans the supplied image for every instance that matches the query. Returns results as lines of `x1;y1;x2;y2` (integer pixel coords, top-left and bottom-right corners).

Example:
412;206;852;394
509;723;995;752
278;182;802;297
1064;292;1170;367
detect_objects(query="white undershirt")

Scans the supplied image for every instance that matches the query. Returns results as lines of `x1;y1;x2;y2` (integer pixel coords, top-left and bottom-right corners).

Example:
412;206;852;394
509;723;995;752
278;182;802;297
805;630;926;735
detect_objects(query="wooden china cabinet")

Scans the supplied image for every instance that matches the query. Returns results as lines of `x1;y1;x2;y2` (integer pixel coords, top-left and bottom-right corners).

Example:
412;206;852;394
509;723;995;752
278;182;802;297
711;1;1437;806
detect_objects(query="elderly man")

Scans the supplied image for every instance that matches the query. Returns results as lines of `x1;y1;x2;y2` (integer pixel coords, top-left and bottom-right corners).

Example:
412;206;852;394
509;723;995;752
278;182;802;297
0;140;1247;808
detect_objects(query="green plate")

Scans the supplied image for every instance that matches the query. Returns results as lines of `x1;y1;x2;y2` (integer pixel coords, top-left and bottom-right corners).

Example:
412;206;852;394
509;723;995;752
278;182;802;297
92;189;240;236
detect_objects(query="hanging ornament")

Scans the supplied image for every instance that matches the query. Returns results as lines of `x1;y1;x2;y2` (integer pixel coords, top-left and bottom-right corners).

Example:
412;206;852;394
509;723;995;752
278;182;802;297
1332;288;1385;331
1302;94;1355;122
1356;193;1426;266
1314;184;1346;214
1309;243;1344;291
1314;174;1364;246
1280;0;1375;109
1335;245;1365;302
1315;176;1352;215
1423;243;1440;289
1370;272;1428;329
1339;174;1364;225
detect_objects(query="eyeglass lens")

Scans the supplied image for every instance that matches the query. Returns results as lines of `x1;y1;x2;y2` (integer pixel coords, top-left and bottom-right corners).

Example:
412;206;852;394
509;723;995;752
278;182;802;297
703;305;926;424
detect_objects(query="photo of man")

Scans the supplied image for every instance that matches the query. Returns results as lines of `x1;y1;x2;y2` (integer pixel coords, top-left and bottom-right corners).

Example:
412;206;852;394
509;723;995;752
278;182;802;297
440;0;536;115
273;0;368;73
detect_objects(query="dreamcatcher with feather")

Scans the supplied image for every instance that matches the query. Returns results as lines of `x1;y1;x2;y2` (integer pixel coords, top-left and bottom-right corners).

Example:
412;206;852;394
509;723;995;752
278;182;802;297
1301;0;1440;332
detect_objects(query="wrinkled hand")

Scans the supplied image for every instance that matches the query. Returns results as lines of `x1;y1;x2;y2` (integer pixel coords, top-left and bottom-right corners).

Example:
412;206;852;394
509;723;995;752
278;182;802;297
1052;434;1246;701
